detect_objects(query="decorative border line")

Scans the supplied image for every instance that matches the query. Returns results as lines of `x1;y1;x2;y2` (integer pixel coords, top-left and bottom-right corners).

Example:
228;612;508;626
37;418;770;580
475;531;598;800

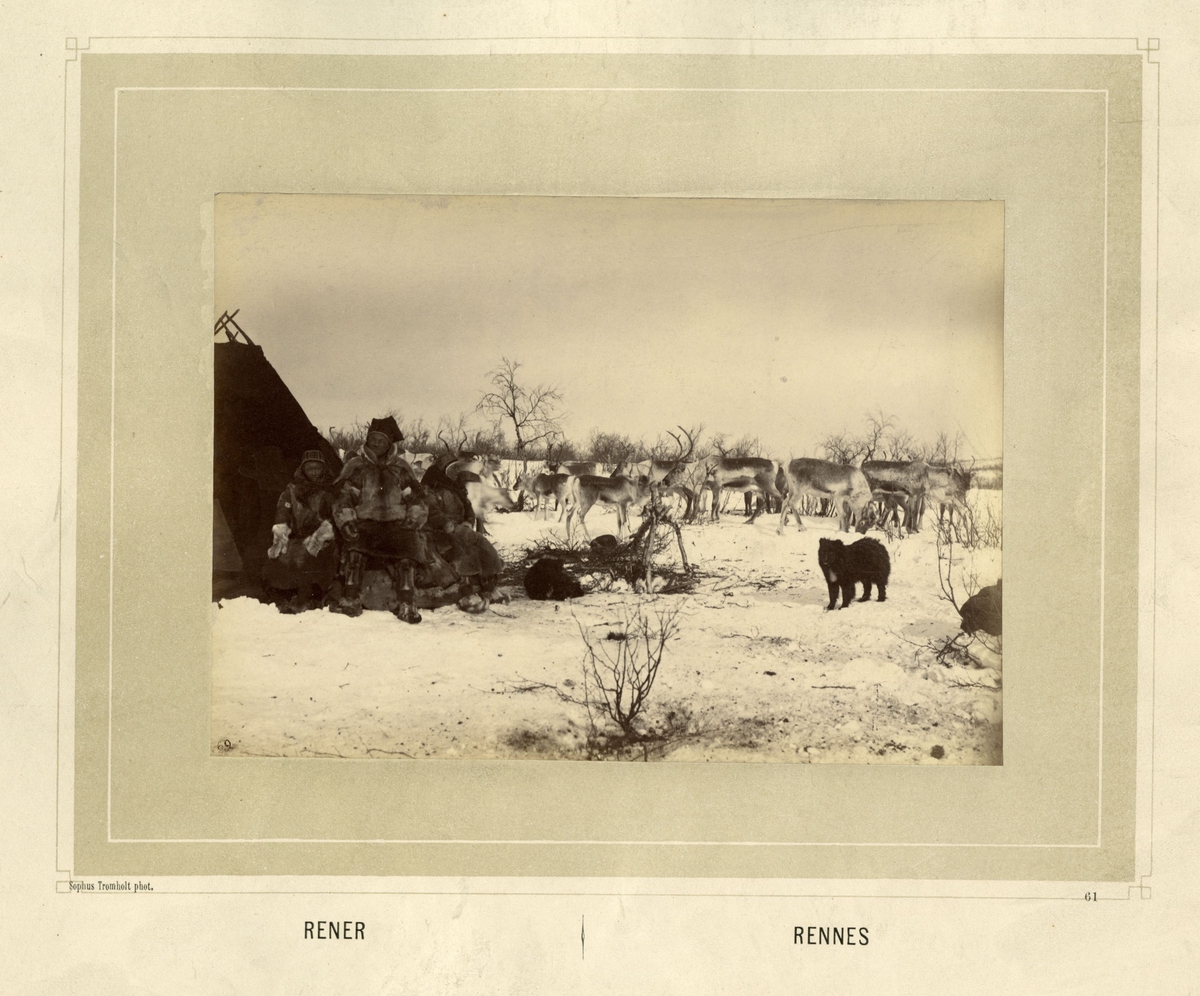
106;83;1107;850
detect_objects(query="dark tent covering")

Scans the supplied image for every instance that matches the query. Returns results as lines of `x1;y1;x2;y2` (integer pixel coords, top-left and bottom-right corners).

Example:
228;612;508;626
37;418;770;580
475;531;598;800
213;323;341;600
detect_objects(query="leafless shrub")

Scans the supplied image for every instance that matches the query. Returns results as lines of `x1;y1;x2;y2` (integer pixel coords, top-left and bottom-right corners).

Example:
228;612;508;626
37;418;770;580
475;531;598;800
434;412;508;457
937;497;1002;551
819;430;862;466
821;415;980;470
542;435;580;464
867;499;905;543
899;629;982;668
588;430;640;467
326;422;368;454
972;466;1004;490
935;518;978;613
919;429;967;466
930;516;1002;667
326;410;434;455
576;601;685;741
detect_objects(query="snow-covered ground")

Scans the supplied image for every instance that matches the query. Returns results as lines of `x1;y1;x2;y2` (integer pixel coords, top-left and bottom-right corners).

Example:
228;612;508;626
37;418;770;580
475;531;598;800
211;492;1002;764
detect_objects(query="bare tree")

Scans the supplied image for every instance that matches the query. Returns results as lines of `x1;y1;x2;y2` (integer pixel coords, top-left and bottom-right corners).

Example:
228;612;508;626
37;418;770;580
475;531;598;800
861;410;897;462
327;406;428;455
435;413;472;455
820;430;862;466
882;426;919;462
477;357;565;460
544;434;579;465
399;417;433;453
821;413;918;465
588;430;640;467
729;433;763;458
709;430;762;460
922;429;966;467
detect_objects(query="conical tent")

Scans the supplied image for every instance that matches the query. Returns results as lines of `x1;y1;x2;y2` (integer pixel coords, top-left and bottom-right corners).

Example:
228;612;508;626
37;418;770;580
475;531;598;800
213;313;342;597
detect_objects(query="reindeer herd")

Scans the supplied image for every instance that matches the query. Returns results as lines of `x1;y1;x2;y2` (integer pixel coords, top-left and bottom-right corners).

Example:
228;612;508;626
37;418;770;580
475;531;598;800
383;430;977;544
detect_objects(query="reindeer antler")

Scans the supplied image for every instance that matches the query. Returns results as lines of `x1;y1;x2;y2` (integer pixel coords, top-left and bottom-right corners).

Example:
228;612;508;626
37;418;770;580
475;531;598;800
656;425;695;485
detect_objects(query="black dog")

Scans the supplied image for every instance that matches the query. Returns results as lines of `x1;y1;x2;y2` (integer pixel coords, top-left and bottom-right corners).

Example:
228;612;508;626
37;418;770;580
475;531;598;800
959;580;1001;636
523;558;584;601
817;536;890;610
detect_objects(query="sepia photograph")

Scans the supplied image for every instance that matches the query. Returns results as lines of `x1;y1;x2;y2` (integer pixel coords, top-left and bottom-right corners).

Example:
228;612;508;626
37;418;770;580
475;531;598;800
4;6;1190;991
212;193;1003;764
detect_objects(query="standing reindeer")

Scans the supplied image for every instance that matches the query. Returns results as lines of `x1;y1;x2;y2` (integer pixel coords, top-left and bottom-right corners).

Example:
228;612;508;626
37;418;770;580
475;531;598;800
778;458;873;533
566;474;650;542
517;470;575;521
924;462;973;527
459;475;517;535
704;454;785;524
862;459;929;533
552;460;606;478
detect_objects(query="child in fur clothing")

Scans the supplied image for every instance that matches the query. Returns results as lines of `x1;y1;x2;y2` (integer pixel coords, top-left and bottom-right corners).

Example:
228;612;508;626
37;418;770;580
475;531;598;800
263;449;339;612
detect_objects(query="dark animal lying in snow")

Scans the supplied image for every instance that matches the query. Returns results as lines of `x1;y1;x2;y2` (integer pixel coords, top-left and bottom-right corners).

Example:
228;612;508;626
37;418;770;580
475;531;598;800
959;579;1002;637
523;558;584;601
817;536;890;610
588;534;620;560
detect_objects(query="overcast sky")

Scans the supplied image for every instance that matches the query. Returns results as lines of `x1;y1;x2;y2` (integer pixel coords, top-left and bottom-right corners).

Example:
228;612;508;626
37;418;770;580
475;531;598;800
215;194;1003;459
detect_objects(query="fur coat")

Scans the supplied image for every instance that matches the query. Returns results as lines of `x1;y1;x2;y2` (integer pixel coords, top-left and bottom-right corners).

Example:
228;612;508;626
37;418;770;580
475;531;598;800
333;443;427;527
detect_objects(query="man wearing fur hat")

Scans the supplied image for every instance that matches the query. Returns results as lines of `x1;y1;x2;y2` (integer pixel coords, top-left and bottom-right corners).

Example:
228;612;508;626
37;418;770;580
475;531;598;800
264;449;339;613
331;415;429;623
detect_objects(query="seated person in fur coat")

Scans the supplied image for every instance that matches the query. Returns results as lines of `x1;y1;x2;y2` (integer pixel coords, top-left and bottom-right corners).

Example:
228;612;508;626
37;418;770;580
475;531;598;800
263;449;339;612
331;415;430;623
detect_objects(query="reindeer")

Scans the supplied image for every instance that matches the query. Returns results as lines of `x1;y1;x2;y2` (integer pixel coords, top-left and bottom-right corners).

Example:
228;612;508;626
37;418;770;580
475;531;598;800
613;456;704;519
623;457;704;487
566;474;651;542
704;455;785;524
925;461;973;527
740;465;787;519
861;459;933;533
551;460;606;478
867;491;908;532
450;455;508;535
447;453;503;486
462;477;518;534
424;432;466;484
778;458;873;534
653;460;703;519
428;432;503;486
420;436;501;534
611;458;647;480
655;483;690;517
660;460;709;519
517;470;576;521
403;451;436;480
